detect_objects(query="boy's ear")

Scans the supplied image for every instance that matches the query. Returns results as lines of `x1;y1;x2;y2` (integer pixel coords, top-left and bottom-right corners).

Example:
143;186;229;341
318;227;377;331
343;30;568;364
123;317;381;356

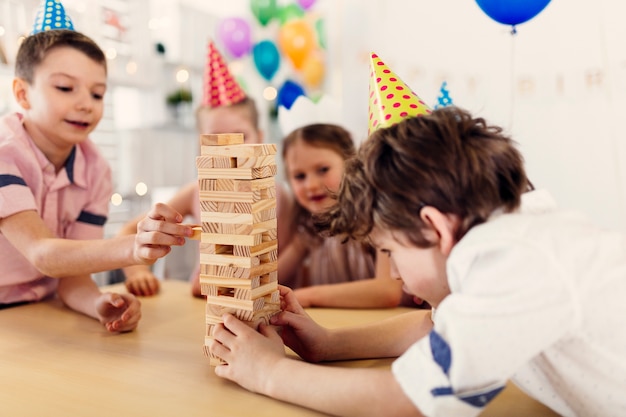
419;206;458;256
12;78;31;110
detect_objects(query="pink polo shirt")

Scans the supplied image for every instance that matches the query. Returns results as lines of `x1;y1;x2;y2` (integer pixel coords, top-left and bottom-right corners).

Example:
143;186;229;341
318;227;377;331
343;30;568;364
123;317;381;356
0;113;112;304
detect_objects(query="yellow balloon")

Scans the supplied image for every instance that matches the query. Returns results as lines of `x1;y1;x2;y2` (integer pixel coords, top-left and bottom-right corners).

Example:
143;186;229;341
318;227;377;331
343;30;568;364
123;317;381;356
278;19;315;69
301;51;324;89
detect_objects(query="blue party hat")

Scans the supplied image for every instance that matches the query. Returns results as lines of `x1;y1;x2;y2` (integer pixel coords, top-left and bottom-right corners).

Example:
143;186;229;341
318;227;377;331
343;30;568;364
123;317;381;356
31;0;75;35
434;81;454;109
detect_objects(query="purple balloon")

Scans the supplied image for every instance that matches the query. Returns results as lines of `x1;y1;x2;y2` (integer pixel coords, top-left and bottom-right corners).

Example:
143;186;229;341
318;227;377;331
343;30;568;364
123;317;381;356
217;17;252;58
297;0;316;10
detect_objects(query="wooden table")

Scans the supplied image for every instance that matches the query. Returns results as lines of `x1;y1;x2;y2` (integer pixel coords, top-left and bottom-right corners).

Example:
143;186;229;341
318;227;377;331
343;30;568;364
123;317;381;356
0;280;559;417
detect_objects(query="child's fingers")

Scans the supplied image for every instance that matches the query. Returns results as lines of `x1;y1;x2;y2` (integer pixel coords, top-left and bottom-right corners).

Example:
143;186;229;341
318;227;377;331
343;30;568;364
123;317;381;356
136;218;192;240
146;202;183;223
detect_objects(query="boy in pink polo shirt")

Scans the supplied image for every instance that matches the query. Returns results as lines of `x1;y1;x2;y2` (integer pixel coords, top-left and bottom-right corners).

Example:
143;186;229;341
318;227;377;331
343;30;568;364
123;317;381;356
0;4;192;332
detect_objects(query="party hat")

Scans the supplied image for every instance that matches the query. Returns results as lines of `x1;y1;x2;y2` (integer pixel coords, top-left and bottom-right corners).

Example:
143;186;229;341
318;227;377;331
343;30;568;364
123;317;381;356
368;52;431;135
278;95;343;136
434;81;454;109
202;41;246;107
31;0;75;35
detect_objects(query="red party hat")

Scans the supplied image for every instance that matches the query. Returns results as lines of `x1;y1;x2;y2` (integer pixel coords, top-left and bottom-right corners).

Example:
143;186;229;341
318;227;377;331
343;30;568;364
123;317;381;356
202;41;246;107
368;52;432;135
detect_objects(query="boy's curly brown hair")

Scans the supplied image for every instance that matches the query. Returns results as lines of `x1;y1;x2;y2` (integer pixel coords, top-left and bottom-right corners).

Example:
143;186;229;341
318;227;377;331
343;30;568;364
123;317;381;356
316;106;531;247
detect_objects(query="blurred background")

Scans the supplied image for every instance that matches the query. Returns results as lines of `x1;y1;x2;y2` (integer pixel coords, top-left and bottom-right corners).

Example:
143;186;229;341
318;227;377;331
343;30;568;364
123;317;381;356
1;0;625;278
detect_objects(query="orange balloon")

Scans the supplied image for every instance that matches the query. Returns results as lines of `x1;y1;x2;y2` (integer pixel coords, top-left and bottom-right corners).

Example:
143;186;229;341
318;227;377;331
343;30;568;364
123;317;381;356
301;51;324;89
278;19;315;69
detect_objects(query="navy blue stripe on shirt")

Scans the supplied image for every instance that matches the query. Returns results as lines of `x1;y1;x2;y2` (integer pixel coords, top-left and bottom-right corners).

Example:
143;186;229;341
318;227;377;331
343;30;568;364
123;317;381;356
459;385;505;407
0;174;27;188
65;146;76;183
77;210;107;226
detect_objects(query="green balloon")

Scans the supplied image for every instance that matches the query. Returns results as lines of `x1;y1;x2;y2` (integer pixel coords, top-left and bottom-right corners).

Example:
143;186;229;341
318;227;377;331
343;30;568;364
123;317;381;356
250;0;278;26
277;3;305;26
315;18;326;49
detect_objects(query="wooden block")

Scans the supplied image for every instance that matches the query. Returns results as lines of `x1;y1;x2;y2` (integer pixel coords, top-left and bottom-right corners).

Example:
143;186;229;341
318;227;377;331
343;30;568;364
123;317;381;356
233;177;275;192
197;165;277;180
200;133;244;145
199;232;263;246
199;252;261;269
204;281;277;302
199;275;262;290
199;189;261;203
201;143;276;157
259;249;278;263
201;218;277;235
233;240;277;257
190;226;202;240
196;155;236;169
199;199;277;214
205;294;266;312
236;155;276;168
199;260;278;279
198;177;275;193
200;208;276;225
263;228;278;241
205;305;280;327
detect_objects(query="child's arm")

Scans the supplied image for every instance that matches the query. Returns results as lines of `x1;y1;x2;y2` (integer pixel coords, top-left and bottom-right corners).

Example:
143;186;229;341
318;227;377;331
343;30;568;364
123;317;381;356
0;203;191;278
272;285;432;361
211;299;427;416
56;274;141;332
293;278;404;308
293;248;404;308
117;181;197;296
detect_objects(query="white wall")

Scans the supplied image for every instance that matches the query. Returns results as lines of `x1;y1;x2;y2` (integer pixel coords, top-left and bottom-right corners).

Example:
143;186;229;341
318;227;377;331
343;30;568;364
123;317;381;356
328;0;626;233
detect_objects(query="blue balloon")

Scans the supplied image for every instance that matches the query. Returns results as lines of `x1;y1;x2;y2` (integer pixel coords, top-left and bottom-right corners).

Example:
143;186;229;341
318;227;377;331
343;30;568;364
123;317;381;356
277;80;305;110
253;40;280;81
475;0;551;27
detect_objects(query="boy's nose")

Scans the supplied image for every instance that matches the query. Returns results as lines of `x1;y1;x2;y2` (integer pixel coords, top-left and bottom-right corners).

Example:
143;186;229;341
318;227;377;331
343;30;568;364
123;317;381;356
75;90;93;112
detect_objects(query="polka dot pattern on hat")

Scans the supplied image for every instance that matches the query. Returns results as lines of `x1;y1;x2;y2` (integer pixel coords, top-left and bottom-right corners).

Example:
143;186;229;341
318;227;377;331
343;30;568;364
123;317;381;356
31;0;75;35
368;52;431;135
202;41;246;108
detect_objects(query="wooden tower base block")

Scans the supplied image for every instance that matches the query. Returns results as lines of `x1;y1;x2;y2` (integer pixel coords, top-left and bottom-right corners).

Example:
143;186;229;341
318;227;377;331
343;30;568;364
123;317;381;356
196;133;280;366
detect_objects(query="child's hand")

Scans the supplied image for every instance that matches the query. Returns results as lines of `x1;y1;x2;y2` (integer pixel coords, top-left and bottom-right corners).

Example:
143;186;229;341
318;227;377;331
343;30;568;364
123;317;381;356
211;313;286;394
133;203;192;265
270;285;331;363
96;292;142;332
125;268;160;296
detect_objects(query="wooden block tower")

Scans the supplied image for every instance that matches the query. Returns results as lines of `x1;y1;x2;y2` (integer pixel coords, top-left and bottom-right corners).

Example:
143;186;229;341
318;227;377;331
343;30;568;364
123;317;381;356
196;133;280;366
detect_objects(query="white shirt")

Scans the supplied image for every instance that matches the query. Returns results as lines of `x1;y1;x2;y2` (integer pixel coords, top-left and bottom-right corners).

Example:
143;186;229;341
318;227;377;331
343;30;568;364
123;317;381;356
392;190;626;416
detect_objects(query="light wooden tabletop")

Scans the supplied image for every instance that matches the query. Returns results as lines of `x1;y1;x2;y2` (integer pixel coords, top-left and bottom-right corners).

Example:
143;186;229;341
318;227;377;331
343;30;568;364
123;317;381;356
0;280;559;417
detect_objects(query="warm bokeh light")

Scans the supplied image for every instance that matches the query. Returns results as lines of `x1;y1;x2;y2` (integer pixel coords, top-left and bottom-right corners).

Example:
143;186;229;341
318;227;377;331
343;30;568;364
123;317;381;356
110;193;123;206
126;61;138;75
0;26;6;37
105;48;117;60
135;182;148;196
176;68;189;83
263;86;277;101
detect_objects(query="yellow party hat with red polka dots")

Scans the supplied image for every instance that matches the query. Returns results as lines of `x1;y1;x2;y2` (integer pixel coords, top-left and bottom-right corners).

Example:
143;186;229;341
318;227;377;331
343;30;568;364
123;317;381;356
368;52;432;135
202;41;246;107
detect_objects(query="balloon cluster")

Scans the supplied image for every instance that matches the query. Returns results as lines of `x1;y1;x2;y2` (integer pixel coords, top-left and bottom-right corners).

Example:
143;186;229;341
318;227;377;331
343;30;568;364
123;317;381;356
216;0;325;110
